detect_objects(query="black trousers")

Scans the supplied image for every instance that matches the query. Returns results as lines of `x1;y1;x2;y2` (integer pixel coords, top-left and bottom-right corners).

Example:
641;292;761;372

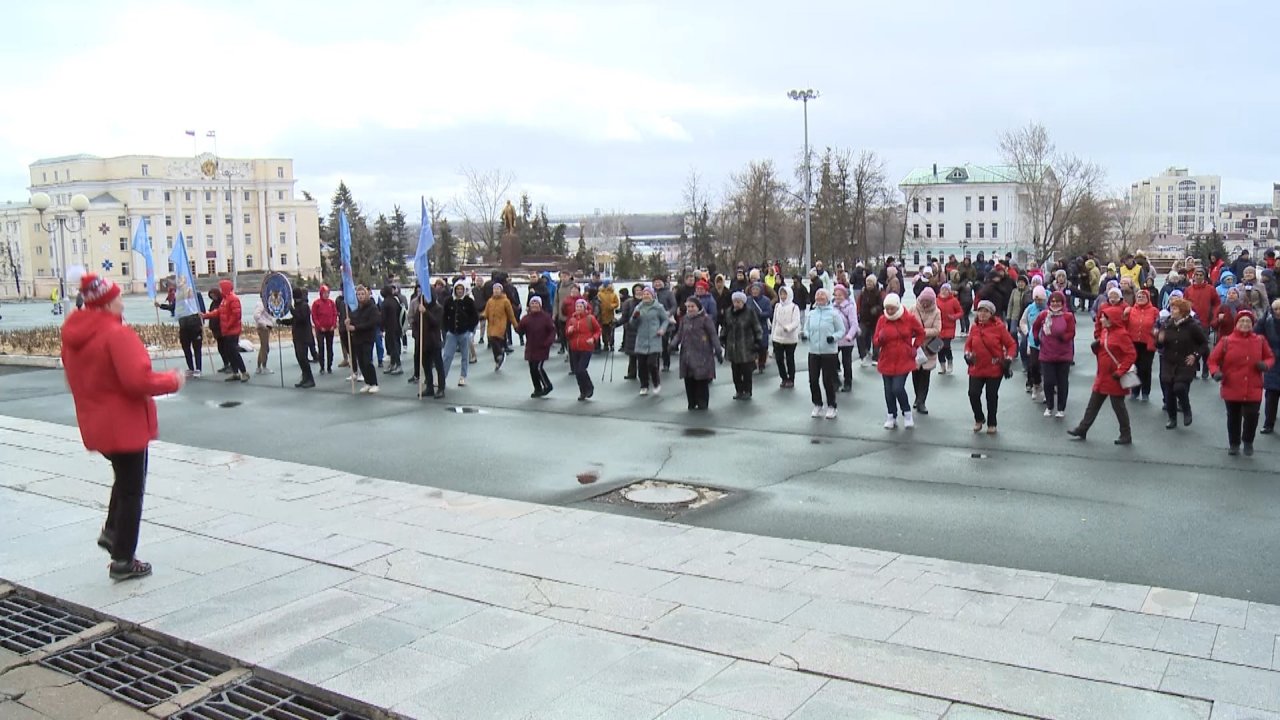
1076;391;1131;438
959;308;972;334
354;340;378;386
317;330;335;371
178;316;202;372
684;377;710;409
339;327;351;361
385;332;402;368
912;367;932;408
774;342;796;382
528;360;552;394
662;329;673;369
1042;360;1071;412
808;353;838;408
1131;346;1155;398
569;349;594;396
731;361;754;395
838;346;854;386
1161;377;1192;418
293;341;314;383
102;450;147;562
601;323;615;350
968;376;1002;425
637;353;661;389
856;325;875;360
219;334;247;374
1026;347;1042;387
1265;389;1279;430
938;339;954;365
1225;400;1261;447
490;336;507;363
419;343;444;392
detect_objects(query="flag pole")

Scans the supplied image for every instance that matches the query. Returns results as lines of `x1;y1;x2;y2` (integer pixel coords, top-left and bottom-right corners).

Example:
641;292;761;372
346;322;355;394
277;325;285;388
153;302;168;369
417;299;425;400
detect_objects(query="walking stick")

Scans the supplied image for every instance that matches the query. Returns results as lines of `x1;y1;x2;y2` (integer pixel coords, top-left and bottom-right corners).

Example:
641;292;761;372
153;303;168;369
417;302;426;400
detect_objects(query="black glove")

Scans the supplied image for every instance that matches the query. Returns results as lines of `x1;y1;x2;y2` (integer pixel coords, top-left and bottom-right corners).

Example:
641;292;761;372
963;353;975;364
716;352;724;364
1111;372;1121;380
800;333;808;342
1090;341;1101;353
1212;372;1223;381
825;336;835;344
1256;361;1269;372
1001;358;1013;379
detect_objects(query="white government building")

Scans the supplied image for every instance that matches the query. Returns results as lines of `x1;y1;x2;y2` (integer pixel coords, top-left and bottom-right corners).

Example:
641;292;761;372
0;153;321;299
899;164;1028;264
1128;167;1221;237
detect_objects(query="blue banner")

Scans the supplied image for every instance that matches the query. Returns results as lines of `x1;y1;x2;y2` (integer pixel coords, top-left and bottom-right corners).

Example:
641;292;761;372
131;216;155;299
168;232;200;318
414;196;435;301
339;210;357;310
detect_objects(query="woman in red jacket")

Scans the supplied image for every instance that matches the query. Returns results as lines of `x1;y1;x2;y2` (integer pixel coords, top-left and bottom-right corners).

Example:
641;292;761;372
873;293;925;429
936;284;963;374
1123;289;1159;401
201;278;248;382
311;285;338;374
964;300;1017;434
565;298;602;401
1208;308;1275;456
61;274;184;581
1068;305;1136;444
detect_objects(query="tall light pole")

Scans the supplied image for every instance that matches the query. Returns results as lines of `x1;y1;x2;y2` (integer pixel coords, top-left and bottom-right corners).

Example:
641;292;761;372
30;192;89;315
788;89;819;271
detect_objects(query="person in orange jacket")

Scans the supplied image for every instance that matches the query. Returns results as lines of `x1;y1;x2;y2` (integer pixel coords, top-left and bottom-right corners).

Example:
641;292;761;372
964;300;1017;434
1208;308;1275;456
565;298;602;401
1123;289;1160;401
1069;305;1136;445
201;278;248;382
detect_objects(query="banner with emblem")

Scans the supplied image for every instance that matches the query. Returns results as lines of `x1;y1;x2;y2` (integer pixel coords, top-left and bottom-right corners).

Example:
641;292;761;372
260;272;293;320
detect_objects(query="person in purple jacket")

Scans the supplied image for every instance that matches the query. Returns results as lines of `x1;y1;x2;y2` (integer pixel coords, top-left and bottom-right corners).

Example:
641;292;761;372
832;284;859;392
1032;290;1077;418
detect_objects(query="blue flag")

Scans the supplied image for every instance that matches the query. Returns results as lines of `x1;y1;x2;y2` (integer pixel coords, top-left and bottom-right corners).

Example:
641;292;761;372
169;232;200;318
131;216;156;299
338;210;357;311
414;196;435;301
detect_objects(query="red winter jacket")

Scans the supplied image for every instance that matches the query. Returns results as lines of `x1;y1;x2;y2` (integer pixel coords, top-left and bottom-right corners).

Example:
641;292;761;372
1124;303;1159;351
565;312;601;353
873;311;926;376
203;279;242;336
1183;282;1219;329
61;309;181;453
311;287;338;332
1092;315;1137;396
964;318;1016;378
937;294;962;340
1209;330;1274;402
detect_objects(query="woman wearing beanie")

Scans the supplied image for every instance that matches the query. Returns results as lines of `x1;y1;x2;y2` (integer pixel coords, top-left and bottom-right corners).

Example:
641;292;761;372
1124;289;1160;401
1033;291;1076;418
620;283;645;380
1208;307;1274;455
804;288;845;419
964;300;1017;433
565;298;602;401
936;283;962;373
1018;286;1048;402
628;285;670;395
856;274;883;366
770;285;802;388
674;296;721;410
874;293;925;429
1157;296;1208;428
724;291;763;400
910;287;942;415
516;295;556;398
482;284;518;368
1260;299;1280;434
61;274;184;581
1068;305;1135;444
832;285;859;391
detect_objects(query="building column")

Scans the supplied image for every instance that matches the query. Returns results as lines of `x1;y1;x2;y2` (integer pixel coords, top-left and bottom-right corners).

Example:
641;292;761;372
258;190;270;271
288;211;298;272
195;189;206;276
232;185;244;271
216;186;227;275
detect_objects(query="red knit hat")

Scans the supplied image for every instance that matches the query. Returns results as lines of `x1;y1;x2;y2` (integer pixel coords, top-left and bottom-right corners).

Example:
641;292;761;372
695;280;710;292
79;273;121;307
1236;308;1256;323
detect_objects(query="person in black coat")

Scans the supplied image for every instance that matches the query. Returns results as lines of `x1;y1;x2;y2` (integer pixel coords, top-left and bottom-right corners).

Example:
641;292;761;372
1156;297;1209;428
442;282;480;384
416;290;446;399
380;286;403;375
346;286;382;390
977;267;1015;319
279;286;314;388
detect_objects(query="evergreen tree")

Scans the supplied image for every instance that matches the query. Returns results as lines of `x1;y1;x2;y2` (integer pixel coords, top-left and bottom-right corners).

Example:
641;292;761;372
322;181;375;286
614;234;641;279
690;203;715;269
386;206;409;278
372;214;393;281
1190;232;1227;267
573;225;594;272
647;252;667;279
435;218;458;273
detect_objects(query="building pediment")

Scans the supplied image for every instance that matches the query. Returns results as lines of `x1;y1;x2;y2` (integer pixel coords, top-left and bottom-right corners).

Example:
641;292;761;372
946;167;968;182
166;153;253;180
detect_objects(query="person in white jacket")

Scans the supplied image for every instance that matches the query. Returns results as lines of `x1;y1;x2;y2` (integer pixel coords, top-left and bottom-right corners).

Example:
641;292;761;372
253;299;275;374
770;285;802;388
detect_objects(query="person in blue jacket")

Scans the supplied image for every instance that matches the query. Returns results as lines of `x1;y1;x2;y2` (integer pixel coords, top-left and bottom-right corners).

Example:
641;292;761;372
804;288;846;420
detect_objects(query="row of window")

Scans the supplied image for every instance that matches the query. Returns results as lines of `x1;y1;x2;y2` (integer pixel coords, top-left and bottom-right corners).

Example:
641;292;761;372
161;212;290;227
43;165;286;185
144;190;289;203
911;222;999;240
912;195;999;214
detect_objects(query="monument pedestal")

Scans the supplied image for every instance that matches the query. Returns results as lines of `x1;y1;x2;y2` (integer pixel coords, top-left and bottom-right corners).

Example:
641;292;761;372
500;231;522;269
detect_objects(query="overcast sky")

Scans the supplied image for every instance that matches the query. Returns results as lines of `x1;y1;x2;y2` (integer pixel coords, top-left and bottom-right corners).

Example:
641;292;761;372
2;0;1277;218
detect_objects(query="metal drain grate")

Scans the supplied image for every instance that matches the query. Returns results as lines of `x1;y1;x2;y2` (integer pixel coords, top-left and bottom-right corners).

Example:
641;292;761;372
0;595;97;654
40;633;225;709
174;677;369;720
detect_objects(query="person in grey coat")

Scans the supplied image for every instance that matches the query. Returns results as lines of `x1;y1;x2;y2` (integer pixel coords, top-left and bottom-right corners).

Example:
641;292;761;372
674;297;721;411
628;285;671;395
619;283;644;380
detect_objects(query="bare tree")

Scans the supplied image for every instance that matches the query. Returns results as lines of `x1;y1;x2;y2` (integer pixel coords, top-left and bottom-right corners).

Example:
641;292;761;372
719;160;795;266
1;236;23;298
998;122;1104;266
850;151;888;261
453;167;514;261
1106;189;1148;258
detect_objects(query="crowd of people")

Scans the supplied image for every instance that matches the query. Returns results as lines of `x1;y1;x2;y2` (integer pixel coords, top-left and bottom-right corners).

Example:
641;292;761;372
156;249;1280;457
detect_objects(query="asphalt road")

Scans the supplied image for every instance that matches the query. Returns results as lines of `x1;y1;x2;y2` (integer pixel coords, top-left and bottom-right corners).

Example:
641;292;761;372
3;329;1279;604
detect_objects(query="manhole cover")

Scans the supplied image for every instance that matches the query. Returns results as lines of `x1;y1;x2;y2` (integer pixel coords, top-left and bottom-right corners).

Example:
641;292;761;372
41;633;226;710
175;677;370;720
592;479;727;515
624;485;699;505
0;595;97;654
446;406;487;414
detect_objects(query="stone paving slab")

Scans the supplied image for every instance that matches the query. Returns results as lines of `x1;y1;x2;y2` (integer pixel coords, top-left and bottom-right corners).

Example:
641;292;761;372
1;413;1278;719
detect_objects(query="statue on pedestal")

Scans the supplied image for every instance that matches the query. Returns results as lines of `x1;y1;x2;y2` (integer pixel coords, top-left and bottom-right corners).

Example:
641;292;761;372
499;200;521;268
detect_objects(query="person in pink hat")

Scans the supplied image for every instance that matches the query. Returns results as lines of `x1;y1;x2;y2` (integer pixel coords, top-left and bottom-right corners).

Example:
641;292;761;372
61;274;184;581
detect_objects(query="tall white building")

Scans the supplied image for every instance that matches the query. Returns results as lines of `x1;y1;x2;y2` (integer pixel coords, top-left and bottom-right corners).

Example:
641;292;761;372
1;153;321;299
1129;167;1220;237
899;164;1028;264
1273;183;1279;215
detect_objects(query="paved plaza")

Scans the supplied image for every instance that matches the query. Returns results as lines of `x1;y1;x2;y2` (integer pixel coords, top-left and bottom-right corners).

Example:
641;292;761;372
1;325;1280;719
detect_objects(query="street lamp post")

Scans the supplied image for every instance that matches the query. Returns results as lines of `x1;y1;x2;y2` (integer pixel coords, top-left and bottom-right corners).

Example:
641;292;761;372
787;89;819;272
30;191;89;315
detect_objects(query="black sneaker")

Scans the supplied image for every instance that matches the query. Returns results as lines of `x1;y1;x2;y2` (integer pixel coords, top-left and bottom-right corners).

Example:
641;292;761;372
408;376;419;384
296;380;315;389
109;559;152;581
1243;444;1254;457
